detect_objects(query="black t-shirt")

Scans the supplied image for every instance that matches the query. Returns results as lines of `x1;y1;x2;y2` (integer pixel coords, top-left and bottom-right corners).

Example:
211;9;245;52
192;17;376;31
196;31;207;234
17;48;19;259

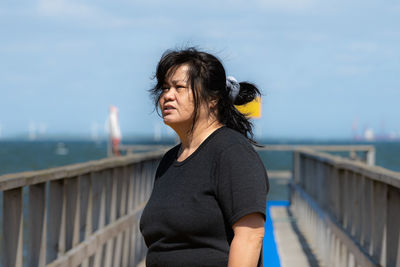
139;126;269;267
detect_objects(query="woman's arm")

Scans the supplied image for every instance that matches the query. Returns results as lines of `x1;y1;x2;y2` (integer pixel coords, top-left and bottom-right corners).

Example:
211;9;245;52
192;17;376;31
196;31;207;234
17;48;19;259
228;213;265;267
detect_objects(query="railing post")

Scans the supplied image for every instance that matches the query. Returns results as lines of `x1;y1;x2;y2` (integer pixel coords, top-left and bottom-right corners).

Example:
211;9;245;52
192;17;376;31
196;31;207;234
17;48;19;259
123;165;134;267
47;180;64;263
3;188;23;267
65;176;80;251
80;174;92;267
92;171;107;267
113;167;128;267
131;163;142;266
361;178;373;253
293;150;300;185
353;173;363;244
28;183;47;267
366;148;375;166
371;181;387;266
349;150;357;160
337;169;345;226
386;186;400;267
104;168;118;267
329;166;340;220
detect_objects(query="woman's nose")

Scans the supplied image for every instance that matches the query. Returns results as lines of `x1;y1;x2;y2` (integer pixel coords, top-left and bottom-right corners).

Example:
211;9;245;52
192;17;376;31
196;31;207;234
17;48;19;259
163;87;176;100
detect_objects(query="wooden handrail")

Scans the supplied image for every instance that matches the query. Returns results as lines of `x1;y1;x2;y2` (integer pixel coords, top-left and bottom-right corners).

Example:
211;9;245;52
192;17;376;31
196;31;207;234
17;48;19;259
119;144;376;165
295;147;400;189
292;148;400;267
0;150;165;267
0;150;166;191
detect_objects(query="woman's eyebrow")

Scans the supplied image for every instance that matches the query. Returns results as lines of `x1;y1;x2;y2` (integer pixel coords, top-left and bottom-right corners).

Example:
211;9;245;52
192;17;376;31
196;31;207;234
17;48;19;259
170;79;187;85
163;80;187;87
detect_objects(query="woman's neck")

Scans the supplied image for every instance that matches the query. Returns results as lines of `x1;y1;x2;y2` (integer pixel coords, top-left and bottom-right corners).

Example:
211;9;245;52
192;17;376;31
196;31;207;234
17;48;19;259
175;119;223;161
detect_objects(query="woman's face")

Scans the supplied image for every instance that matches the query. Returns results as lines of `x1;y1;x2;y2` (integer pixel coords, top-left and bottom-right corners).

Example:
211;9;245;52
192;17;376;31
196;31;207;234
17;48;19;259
159;65;195;129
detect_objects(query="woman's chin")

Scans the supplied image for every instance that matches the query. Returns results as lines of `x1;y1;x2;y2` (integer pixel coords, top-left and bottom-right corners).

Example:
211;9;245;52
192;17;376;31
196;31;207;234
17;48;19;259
162;118;177;127
162;117;172;123
162;118;192;130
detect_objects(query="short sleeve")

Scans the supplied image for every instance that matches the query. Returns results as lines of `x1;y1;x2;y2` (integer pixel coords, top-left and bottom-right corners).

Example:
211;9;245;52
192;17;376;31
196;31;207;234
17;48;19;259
216;143;269;227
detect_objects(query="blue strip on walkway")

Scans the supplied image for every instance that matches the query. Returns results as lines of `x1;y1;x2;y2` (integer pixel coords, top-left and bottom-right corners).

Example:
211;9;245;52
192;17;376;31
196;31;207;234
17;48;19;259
263;200;290;267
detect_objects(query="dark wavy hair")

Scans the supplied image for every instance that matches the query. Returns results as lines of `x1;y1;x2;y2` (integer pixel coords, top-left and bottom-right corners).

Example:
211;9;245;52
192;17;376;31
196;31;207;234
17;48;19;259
150;47;261;145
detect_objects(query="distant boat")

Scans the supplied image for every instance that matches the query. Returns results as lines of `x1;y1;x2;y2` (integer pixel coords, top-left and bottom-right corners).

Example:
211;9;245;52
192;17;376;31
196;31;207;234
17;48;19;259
106;105;122;156
364;128;375;141
55;142;69;155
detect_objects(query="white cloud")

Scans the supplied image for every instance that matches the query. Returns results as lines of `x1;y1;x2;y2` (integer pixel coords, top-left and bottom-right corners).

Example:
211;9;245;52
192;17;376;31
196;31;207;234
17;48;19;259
36;0;137;28
37;0;98;18
255;0;315;11
336;65;372;76
0;39;94;54
128;0;315;13
347;41;378;53
234;0;316;12
345;41;397;59
286;32;330;42
381;29;400;39
391;3;400;13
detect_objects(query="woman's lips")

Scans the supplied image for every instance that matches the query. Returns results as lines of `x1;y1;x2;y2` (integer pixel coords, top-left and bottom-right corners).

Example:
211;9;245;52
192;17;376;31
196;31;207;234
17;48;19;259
163;105;175;111
163;106;175;115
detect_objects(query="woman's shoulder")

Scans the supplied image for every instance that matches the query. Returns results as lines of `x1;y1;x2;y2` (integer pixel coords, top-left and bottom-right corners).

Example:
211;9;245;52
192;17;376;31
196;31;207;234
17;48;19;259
155;144;180;174
160;144;180;163
203;127;260;166
211;126;254;151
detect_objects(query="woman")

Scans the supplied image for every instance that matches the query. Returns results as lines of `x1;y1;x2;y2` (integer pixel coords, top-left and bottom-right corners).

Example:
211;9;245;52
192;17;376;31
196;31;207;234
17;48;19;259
140;48;269;267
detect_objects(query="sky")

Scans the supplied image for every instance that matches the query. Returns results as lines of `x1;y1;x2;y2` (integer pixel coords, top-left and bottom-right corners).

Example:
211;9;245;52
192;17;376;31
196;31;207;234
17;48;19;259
0;0;399;140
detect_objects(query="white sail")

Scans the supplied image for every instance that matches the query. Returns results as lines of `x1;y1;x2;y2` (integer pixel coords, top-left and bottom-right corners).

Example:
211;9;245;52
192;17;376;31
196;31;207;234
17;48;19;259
107;106;122;140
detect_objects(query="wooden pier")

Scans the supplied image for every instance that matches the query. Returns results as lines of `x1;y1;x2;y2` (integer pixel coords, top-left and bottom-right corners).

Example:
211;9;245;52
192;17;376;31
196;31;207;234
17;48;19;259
0;144;399;267
290;147;400;267
270;204;320;267
0;150;165;267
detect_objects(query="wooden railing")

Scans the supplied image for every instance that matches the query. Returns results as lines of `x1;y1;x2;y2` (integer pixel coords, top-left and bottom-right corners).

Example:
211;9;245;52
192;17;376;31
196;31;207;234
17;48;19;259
291;148;400;267
0;150;165;267
0;144;380;267
256;144;375;166
119;144;376;165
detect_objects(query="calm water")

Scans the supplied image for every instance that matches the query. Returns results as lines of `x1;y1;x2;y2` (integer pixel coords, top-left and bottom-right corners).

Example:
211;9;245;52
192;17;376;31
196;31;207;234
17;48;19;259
1;139;399;176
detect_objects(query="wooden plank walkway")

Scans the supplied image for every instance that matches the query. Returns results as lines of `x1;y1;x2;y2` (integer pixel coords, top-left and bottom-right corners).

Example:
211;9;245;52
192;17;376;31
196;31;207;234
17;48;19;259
270;206;322;267
137;259;146;267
